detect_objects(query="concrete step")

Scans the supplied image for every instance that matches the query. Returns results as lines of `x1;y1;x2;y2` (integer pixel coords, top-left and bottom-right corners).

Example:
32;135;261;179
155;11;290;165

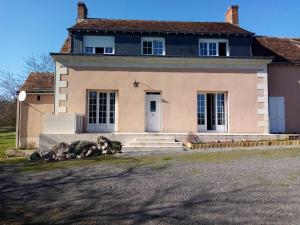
128;142;183;147
122;146;186;152
135;138;175;143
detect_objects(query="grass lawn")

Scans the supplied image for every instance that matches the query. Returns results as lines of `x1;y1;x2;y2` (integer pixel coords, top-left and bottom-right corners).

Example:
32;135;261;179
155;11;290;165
0;131;15;158
0;129;299;173
0;146;299;173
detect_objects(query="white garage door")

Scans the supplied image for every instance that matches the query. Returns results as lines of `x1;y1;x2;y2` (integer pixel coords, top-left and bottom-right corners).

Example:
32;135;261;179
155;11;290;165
269;97;285;133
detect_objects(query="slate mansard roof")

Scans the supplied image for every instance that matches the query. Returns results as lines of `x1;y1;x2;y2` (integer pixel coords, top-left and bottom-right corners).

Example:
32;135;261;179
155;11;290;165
21;73;54;93
60;18;300;64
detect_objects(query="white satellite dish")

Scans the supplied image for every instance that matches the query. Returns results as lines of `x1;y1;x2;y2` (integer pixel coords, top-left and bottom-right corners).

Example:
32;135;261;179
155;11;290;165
18;91;27;102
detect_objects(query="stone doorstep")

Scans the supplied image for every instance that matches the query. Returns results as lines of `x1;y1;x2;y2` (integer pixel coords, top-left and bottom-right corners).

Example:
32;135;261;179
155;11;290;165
128;142;183;147
5;149;35;158
122;146;186;152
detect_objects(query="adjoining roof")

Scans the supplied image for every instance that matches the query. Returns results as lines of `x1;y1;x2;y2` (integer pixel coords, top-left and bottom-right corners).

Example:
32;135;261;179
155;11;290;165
68;18;253;35
21;73;54;93
60;36;71;54
252;36;300;64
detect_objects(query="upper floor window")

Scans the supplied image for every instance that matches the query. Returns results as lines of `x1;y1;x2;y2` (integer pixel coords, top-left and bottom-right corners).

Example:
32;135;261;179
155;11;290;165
199;39;229;56
141;37;165;55
83;36;115;54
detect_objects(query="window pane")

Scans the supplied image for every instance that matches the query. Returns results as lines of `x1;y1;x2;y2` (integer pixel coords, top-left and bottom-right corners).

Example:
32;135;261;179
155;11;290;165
105;47;113;54
217;93;225;125
150;101;156;112
209;43;217;56
153;40;163;55
85;47;93;54
199;42;208;56
99;93;107;124
197;94;205;125
88;91;97;124
109;93;115;124
143;41;152;55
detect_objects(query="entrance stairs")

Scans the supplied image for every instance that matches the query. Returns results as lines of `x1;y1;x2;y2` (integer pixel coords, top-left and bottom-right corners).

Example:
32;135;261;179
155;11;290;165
123;135;185;152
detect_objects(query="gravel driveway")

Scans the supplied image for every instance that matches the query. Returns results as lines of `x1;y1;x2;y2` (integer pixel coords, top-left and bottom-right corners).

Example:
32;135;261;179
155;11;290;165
1;152;300;225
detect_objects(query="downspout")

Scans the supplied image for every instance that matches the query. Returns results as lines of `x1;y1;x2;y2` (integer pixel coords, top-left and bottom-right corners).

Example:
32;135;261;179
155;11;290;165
16;98;21;148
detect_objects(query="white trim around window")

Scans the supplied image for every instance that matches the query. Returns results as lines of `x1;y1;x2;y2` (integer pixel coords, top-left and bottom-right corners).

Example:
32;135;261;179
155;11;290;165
87;90;117;132
83;36;115;55
141;37;166;56
198;39;229;57
197;92;227;133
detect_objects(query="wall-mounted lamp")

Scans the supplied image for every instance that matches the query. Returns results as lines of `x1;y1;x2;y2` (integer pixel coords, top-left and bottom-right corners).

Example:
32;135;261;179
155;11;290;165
133;79;139;88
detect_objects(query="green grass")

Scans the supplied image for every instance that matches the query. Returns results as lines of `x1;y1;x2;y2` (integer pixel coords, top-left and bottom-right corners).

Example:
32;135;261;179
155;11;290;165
0;131;15;158
0;147;300;173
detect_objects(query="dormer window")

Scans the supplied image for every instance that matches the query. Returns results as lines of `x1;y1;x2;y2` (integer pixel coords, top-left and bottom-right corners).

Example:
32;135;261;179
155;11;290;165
141;37;165;55
83;36;115;54
199;39;229;56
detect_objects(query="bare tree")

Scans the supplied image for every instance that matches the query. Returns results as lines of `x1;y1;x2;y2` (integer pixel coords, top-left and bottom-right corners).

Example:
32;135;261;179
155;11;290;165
0;71;22;100
0;53;55;100
0;53;55;127
23;53;55;75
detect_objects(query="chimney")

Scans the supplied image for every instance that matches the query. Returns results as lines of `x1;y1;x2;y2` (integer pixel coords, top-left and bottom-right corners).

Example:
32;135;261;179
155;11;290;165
77;1;88;21
225;5;239;26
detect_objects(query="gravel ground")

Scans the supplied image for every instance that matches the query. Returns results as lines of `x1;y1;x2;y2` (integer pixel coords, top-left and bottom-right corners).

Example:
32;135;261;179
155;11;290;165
1;153;300;225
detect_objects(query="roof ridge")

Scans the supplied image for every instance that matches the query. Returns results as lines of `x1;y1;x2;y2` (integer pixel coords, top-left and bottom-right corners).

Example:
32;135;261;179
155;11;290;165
289;38;300;44
84;17;227;24
257;35;300;40
69;18;253;35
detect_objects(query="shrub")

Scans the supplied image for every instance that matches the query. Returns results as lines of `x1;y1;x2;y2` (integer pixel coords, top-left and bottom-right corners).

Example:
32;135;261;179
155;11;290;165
186;132;201;144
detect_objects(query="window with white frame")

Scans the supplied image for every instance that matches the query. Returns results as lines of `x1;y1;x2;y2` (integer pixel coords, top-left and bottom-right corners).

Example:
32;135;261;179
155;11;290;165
197;94;206;125
88;91;116;129
199;39;229;56
83;36;115;54
216;93;225;125
142;38;165;55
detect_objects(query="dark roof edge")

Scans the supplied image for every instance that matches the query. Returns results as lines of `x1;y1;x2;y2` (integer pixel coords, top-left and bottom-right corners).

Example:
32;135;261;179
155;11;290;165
50;52;272;60
16;90;54;95
67;27;254;36
270;62;300;66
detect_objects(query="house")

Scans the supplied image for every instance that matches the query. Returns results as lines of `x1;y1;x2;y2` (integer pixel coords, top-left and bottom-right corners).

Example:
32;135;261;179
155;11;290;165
16;2;300;149
16;73;54;147
252;37;300;134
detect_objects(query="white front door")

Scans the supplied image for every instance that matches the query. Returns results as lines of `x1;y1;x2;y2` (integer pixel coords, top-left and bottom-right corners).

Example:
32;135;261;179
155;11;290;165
145;93;161;132
269;97;285;133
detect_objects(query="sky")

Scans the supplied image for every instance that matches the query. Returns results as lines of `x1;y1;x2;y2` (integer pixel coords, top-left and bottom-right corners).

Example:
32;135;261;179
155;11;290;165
0;0;299;76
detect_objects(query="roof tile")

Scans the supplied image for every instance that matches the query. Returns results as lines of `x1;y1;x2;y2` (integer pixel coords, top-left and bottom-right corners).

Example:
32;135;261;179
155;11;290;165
60;36;71;53
69;18;253;35
21;73;54;93
252;36;300;63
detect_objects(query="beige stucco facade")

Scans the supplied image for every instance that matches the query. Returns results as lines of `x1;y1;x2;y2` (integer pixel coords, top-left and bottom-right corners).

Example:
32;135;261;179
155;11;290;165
268;65;300;133
50;55;271;134
61;68;263;133
18;94;54;147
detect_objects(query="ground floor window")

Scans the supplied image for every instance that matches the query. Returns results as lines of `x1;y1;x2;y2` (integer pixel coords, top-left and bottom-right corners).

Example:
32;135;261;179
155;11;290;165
197;92;226;132
87;91;116;132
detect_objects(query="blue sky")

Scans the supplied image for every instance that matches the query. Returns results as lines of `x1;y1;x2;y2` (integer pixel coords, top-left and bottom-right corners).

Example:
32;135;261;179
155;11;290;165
0;0;299;76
